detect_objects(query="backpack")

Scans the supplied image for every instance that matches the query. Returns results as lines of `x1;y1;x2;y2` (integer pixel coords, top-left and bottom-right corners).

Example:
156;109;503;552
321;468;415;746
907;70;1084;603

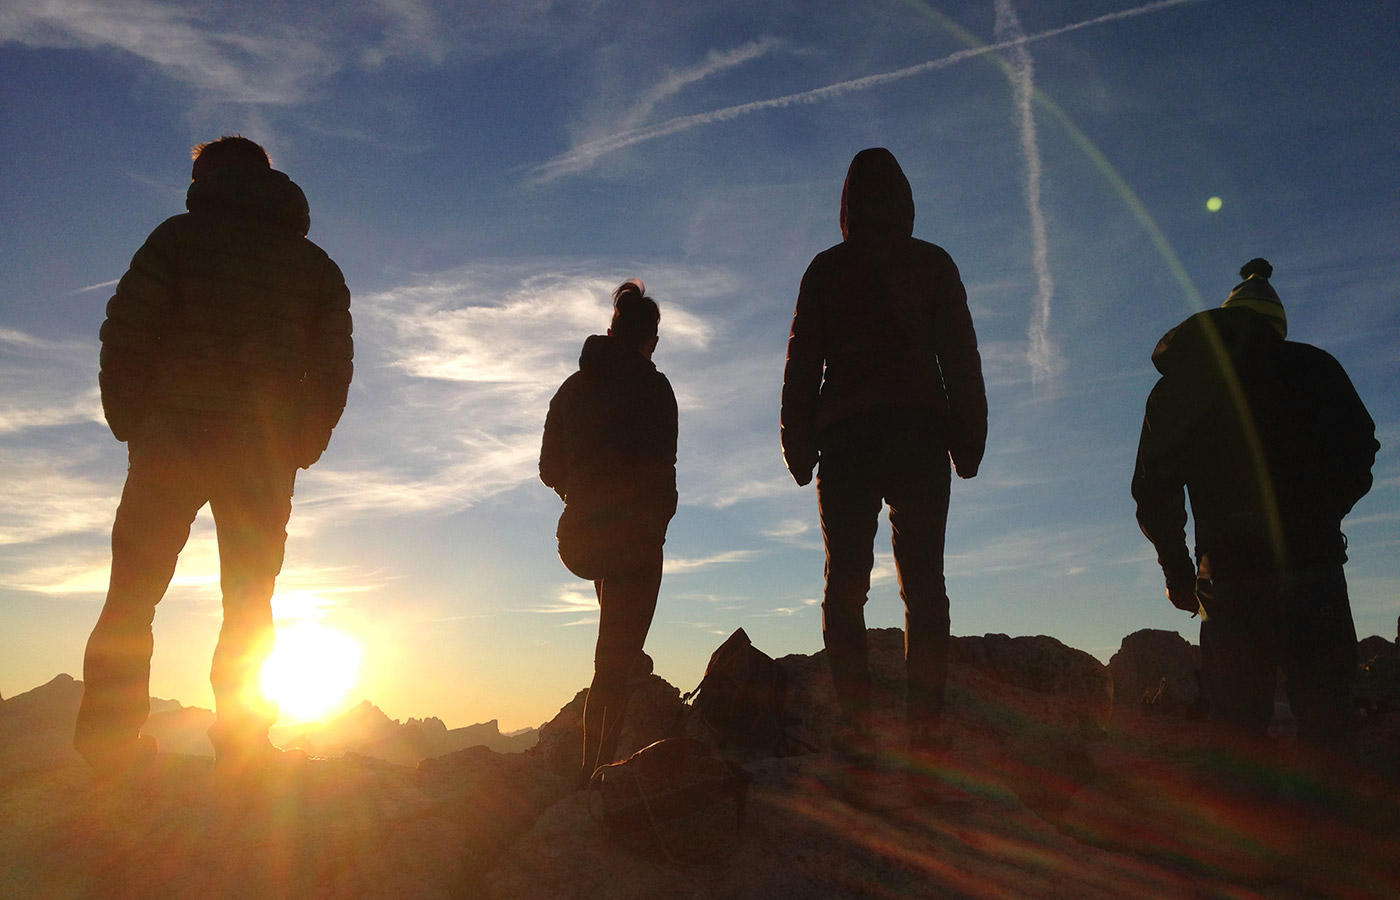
588;737;751;864
684;628;810;756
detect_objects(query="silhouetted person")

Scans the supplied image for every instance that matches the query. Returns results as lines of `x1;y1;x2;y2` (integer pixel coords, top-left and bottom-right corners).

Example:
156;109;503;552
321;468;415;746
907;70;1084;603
781;148;987;762
540;279;677;784
76;136;353;777
1133;259;1376;753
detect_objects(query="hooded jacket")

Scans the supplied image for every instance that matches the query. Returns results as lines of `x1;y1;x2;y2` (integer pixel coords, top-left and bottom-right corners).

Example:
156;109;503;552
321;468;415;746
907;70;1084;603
780;148;987;484
1132;306;1377;590
99;164;353;468
540;333;678;544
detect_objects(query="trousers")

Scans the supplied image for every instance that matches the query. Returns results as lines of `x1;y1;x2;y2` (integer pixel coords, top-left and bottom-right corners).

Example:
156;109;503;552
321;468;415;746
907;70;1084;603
582;544;663;776
1199;564;1357;747
817;411;952;731
75;436;295;760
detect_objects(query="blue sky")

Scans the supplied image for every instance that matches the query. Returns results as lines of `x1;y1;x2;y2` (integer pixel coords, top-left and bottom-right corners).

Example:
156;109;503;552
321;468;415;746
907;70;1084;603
2;0;1396;730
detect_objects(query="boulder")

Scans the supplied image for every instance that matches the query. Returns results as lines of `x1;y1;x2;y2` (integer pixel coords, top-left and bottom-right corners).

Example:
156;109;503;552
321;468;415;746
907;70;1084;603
529;674;690;777
1108;628;1200;716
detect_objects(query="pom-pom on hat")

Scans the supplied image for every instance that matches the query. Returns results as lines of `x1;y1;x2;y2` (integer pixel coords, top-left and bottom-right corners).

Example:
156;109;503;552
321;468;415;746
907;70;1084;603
1222;258;1287;337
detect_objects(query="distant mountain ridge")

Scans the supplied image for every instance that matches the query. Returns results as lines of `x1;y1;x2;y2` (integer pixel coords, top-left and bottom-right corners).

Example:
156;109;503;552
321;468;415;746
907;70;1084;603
0;675;537;775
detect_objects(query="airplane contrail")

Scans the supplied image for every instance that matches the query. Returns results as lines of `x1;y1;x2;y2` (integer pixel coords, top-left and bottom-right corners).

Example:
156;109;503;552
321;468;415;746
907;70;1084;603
530;0;1201;183
995;0;1058;385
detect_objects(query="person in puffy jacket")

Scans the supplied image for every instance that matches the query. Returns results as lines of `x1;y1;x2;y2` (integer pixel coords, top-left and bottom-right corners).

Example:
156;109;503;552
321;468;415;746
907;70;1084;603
76;136;353;776
1133;259;1376;750
540;279;677;784
781;148;987;761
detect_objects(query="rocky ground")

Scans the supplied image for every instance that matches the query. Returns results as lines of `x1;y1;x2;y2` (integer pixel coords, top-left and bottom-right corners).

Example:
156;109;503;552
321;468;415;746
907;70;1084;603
2;628;1398;899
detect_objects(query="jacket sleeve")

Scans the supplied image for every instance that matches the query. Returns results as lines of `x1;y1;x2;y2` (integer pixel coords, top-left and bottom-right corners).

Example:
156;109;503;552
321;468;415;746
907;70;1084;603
1131;384;1197;594
1319;353;1378;519
780;263;824;487
930;253;987;478
297;257;354;469
98;221;179;442
656;375;679;521
539;386;569;501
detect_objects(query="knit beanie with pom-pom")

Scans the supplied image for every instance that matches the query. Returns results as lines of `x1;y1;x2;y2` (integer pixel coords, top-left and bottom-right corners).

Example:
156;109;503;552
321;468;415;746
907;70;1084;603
1222;258;1287;337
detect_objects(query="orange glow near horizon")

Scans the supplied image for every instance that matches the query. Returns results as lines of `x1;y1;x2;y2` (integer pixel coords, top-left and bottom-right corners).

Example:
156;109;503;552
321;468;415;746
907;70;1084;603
260;621;363;724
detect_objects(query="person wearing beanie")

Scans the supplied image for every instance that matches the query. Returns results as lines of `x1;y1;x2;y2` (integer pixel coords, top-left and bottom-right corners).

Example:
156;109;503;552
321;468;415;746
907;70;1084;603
1221;257;1288;337
76;136;353;778
1132;258;1377;766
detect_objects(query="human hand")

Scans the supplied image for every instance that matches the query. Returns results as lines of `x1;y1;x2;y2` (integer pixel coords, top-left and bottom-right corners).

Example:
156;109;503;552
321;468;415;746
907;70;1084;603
1166;585;1199;614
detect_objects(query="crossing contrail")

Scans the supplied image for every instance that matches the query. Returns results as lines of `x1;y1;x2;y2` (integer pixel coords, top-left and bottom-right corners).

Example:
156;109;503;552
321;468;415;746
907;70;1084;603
995;0;1058;385
529;0;1200;183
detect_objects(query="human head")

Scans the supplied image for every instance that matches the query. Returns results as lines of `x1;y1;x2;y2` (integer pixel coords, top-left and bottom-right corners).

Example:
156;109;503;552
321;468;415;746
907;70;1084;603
840;147;915;241
608;278;660;355
190;135;271;182
1221;258;1287;338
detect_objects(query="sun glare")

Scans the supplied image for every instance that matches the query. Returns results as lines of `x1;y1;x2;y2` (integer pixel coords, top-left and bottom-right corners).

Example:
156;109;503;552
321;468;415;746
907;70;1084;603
260;622;362;724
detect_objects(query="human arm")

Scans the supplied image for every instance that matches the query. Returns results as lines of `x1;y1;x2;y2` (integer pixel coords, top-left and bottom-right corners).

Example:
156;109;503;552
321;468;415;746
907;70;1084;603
1131;388;1199;612
539;386;569;501
297;258;354;468
780;265;824;487
929;252;986;479
1319;353;1379;518
98;221;179;442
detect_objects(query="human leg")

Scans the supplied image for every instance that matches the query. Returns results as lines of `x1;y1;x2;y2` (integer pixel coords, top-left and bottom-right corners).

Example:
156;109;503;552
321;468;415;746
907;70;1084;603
887;441;952;743
817;456;883;739
582;546;662;778
1200;577;1279;738
76;445;204;767
207;454;295;758
1280;566;1357;750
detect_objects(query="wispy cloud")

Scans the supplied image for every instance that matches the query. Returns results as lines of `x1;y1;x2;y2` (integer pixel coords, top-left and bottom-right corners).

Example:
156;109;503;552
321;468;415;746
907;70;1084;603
530;0;1204;183
994;0;1060;386
0;0;338;105
533;586;600;627
664;550;759;575
762;518;811;543
619;37;789;130
292;262;730;520
0;0;491;109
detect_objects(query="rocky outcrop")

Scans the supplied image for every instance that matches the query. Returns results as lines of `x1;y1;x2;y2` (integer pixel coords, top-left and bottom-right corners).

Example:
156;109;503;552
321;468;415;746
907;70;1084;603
1108;628;1201;716
0;674;83;773
5;629;1399;900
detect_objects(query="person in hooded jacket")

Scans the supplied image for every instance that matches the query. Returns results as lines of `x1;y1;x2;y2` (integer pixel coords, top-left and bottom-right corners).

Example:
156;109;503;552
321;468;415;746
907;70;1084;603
76;136;353;776
1132;259;1376;750
540;280;678;783
781;148;987;760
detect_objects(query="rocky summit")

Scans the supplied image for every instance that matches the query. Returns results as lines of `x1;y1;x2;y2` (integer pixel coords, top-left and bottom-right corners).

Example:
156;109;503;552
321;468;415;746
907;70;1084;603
2;628;1398;899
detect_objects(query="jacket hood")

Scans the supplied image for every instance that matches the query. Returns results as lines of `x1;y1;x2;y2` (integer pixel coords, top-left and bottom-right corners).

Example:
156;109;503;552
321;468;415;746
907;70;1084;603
1151;306;1283;377
840;148;915;241
186;166;311;236
579;333;655;375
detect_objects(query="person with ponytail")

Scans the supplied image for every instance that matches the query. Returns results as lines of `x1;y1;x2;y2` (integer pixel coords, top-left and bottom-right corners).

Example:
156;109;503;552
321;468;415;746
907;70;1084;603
540;279;678;784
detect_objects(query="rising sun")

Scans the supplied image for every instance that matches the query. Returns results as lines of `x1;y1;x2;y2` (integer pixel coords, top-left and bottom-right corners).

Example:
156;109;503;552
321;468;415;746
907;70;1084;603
260;622;363;724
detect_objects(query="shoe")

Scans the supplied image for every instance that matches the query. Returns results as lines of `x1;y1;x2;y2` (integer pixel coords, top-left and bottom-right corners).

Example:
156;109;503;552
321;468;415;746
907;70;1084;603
84;734;158;782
